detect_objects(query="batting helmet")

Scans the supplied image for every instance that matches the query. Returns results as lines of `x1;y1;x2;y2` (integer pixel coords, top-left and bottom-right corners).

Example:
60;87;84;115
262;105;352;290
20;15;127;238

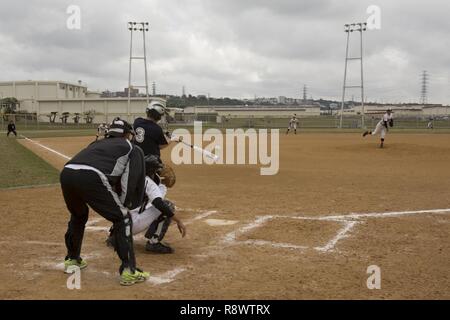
146;101;166;122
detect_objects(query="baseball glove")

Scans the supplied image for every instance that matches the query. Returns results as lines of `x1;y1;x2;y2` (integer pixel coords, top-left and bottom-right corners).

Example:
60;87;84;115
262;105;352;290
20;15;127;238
389;119;394;127
159;165;176;188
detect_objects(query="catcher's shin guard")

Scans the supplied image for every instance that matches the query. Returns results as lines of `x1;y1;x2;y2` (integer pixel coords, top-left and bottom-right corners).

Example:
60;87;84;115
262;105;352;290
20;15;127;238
145;214;172;243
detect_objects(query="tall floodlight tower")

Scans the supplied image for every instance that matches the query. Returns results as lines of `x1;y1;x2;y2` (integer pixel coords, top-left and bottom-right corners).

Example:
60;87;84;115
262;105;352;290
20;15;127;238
303;84;308;102
420;70;428;105
340;22;367;128
127;21;150;120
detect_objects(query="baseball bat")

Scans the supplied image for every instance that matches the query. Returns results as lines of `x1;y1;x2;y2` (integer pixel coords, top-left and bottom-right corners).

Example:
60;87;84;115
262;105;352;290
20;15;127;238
171;134;219;161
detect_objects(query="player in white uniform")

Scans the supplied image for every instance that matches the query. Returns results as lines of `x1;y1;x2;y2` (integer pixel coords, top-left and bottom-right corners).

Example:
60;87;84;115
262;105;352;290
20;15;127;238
362;109;394;148
106;155;186;253
96;123;109;141
286;115;298;134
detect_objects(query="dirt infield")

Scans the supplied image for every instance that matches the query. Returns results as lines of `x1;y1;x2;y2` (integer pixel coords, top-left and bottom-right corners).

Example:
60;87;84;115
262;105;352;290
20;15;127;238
1;133;449;299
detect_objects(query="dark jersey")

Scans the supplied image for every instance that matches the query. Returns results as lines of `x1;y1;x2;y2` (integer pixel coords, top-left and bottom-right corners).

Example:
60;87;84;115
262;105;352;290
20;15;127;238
133;117;167;157
7;124;16;131
66;137;146;209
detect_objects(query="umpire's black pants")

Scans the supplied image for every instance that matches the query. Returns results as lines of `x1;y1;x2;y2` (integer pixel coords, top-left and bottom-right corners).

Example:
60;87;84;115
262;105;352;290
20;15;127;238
60;166;136;273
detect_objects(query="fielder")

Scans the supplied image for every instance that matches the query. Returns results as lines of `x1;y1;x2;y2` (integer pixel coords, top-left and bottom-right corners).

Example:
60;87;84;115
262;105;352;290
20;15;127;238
106;155;185;253
362;109;394;148
96;123;109;141
286;115;298;134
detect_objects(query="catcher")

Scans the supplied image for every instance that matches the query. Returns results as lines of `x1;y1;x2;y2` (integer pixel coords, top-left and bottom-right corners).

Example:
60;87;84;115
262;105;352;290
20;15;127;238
362;108;394;148
107;155;185;254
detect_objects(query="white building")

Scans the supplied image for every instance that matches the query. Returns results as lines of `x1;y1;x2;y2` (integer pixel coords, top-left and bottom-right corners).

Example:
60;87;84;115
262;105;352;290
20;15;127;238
182;105;320;121
0;80;89;112
0;80;165;123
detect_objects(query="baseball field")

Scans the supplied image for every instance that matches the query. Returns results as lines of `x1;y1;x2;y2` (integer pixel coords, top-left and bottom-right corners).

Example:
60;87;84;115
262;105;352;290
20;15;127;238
1;130;449;299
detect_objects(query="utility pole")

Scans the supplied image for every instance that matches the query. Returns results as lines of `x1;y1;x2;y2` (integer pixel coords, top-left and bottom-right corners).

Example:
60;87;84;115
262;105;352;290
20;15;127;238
340;22;367;128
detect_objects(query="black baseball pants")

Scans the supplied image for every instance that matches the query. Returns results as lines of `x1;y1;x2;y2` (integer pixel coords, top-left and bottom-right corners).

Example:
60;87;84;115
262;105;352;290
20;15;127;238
60;167;137;273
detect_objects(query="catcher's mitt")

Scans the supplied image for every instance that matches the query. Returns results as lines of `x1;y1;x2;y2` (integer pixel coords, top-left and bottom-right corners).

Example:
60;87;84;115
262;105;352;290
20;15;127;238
159;165;176;188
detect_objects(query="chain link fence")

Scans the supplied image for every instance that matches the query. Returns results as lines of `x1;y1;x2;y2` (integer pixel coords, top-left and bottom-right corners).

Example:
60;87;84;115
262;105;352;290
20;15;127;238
2;113;450;132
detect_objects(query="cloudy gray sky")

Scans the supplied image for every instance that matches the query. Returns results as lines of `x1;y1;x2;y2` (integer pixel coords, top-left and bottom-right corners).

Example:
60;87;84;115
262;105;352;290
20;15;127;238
0;0;449;104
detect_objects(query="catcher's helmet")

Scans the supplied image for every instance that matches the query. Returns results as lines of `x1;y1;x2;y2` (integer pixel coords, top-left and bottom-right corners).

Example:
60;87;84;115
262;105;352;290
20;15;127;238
107;117;135;137
144;154;163;175
146;101;166;121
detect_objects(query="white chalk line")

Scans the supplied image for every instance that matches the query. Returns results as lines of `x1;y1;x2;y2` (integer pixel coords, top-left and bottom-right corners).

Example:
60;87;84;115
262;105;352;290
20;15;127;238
314;221;359;252
204;218;239;226
20;135;72;160
223;208;450;253
184;210;218;225
147;267;187;285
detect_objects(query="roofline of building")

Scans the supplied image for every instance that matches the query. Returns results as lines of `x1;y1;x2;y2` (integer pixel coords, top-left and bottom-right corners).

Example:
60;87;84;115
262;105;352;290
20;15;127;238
0;80;88;88
36;97;165;102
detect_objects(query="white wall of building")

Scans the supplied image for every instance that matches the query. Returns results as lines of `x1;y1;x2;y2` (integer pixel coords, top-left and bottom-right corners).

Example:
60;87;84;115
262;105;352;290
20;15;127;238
36;97;165;123
0;80;88;112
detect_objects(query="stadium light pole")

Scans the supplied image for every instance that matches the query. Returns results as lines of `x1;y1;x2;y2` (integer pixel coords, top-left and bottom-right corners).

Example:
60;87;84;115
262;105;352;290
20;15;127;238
340;22;367;129
127;21;150;121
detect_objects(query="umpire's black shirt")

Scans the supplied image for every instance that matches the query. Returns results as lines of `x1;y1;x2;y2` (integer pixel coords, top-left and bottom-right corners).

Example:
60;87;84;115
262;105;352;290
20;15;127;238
133;117;167;157
66;137;146;209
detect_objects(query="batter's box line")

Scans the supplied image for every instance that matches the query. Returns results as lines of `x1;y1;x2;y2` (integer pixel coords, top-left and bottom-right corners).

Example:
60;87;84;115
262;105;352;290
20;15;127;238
222;208;450;253
84;210;218;232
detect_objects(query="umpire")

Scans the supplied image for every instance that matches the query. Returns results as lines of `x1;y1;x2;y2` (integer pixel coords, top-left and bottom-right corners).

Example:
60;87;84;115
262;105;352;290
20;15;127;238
60;118;149;286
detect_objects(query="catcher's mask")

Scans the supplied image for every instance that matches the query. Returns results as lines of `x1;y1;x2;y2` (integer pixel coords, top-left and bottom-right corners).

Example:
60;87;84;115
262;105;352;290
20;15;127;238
107;117;135;137
144;154;163;176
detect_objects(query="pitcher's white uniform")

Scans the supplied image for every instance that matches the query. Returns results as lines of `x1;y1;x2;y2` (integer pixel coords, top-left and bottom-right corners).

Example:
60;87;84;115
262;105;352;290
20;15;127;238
371;112;393;139
288;117;297;130
130;176;168;235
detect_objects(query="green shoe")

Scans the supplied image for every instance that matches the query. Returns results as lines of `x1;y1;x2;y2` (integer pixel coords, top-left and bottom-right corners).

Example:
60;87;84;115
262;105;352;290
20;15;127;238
64;258;88;274
120;268;150;286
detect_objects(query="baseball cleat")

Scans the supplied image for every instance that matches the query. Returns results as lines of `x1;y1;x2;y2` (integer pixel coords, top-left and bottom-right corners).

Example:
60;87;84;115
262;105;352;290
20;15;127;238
362;131;369;137
119;268;150;286
145;241;174;254
64;257;88;274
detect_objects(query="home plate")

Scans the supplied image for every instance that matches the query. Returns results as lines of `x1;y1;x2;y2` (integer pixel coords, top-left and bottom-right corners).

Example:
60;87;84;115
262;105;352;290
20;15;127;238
204;219;239;226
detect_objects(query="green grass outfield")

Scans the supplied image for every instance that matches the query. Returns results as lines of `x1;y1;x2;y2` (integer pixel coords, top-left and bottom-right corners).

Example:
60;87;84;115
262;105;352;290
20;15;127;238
0;137;60;188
